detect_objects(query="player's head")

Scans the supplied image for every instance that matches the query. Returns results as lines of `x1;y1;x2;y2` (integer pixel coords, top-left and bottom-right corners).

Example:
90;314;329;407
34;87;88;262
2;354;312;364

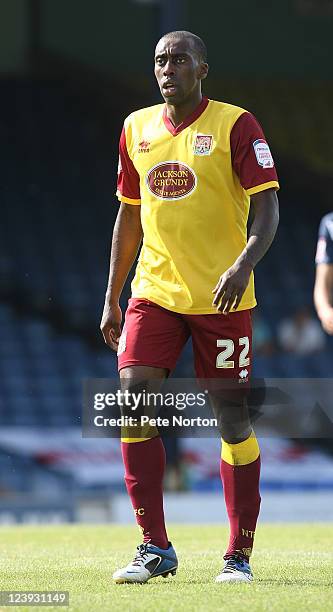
154;31;209;106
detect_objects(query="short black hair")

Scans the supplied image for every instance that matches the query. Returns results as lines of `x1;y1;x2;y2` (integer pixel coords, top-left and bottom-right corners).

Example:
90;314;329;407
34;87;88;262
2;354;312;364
159;30;208;63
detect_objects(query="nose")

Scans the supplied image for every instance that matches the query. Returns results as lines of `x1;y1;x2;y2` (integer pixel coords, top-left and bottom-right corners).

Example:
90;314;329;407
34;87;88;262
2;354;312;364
163;60;175;76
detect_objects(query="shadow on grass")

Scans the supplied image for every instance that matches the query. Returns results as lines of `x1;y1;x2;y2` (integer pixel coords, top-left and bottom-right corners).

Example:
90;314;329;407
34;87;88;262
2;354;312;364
257;578;333;587
134;577;333;588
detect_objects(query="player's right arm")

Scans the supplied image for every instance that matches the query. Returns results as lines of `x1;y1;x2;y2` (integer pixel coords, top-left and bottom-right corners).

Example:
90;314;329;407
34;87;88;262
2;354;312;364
100;204;142;350
314;215;333;335
100;124;142;350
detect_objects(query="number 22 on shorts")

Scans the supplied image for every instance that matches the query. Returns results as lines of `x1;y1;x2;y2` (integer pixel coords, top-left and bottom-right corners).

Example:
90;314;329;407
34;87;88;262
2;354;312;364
216;336;250;369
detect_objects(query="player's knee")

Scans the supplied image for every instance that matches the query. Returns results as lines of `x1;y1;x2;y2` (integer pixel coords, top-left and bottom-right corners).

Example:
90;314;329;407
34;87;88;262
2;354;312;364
211;399;252;442
220;424;253;444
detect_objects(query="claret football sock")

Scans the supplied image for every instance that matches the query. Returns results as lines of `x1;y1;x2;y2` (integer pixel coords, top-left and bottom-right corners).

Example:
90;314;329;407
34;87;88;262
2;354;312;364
121;436;169;549
220;431;261;561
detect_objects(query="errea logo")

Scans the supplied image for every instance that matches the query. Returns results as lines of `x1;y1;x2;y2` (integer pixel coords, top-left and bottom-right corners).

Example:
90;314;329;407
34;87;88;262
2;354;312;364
138;140;150;153
239;369;249;381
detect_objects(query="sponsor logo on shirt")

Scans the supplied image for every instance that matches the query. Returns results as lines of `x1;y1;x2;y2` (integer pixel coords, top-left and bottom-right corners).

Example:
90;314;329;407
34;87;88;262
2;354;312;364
146;161;197;200
193;134;213;156
138;140;151;153
253;139;274;168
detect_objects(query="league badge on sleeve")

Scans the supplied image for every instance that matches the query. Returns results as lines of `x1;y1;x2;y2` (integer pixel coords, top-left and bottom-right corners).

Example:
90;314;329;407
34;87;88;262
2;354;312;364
253;139;274;168
193;134;213;156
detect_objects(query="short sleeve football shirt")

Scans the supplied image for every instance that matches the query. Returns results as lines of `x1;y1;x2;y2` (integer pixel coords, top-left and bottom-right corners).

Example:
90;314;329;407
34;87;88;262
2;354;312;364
117;96;279;314
316;213;333;265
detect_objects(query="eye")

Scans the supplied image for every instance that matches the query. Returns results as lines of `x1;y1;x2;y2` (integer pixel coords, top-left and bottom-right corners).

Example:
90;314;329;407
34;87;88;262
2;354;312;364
176;57;186;64
155;57;165;66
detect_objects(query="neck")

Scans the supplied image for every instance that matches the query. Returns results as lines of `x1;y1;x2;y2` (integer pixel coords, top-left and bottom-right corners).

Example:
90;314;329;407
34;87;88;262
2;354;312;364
166;91;203;127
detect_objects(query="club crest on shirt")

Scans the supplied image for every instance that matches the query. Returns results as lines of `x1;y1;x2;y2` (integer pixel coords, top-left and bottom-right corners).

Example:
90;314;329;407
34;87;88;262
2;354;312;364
193;134;213;156
253;139;274;168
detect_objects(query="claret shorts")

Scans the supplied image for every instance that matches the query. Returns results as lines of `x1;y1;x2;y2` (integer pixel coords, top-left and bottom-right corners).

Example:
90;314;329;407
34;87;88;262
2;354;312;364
117;298;252;383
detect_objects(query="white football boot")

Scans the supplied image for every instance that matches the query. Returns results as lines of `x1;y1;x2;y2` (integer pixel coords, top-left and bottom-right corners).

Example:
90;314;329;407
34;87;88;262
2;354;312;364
113;541;178;584
215;554;253;583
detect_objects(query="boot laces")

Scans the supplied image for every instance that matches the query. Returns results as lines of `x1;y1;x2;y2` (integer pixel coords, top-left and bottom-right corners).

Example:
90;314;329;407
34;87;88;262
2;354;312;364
132;543;149;567
223;554;246;572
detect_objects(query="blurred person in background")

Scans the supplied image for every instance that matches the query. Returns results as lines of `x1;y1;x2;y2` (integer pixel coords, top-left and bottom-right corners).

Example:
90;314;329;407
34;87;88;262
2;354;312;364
252;310;275;356
101;30;279;584
314;213;333;335
277;306;325;354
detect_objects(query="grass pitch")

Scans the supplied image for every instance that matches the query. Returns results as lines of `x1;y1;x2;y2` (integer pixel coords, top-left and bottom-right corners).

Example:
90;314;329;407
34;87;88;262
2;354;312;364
0;524;332;612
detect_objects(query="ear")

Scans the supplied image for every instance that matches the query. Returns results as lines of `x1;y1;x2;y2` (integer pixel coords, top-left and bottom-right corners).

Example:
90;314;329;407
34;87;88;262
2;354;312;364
198;62;209;81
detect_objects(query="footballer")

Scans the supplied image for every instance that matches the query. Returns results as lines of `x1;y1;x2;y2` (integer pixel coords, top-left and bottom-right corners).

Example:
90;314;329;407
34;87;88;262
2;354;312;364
101;30;279;583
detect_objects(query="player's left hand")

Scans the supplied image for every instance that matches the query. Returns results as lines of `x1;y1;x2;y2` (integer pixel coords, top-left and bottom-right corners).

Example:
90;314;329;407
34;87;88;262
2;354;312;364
212;261;253;313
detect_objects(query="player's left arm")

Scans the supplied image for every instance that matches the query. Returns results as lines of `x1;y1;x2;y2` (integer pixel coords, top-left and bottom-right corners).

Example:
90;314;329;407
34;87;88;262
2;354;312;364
213;111;280;313
213;188;279;313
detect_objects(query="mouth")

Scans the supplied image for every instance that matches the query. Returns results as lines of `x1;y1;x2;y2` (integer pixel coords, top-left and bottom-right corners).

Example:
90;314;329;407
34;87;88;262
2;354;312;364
162;82;178;96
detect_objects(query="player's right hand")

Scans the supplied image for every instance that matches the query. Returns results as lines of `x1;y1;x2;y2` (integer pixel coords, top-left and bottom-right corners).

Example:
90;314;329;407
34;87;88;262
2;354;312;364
319;307;333;335
100;301;122;351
